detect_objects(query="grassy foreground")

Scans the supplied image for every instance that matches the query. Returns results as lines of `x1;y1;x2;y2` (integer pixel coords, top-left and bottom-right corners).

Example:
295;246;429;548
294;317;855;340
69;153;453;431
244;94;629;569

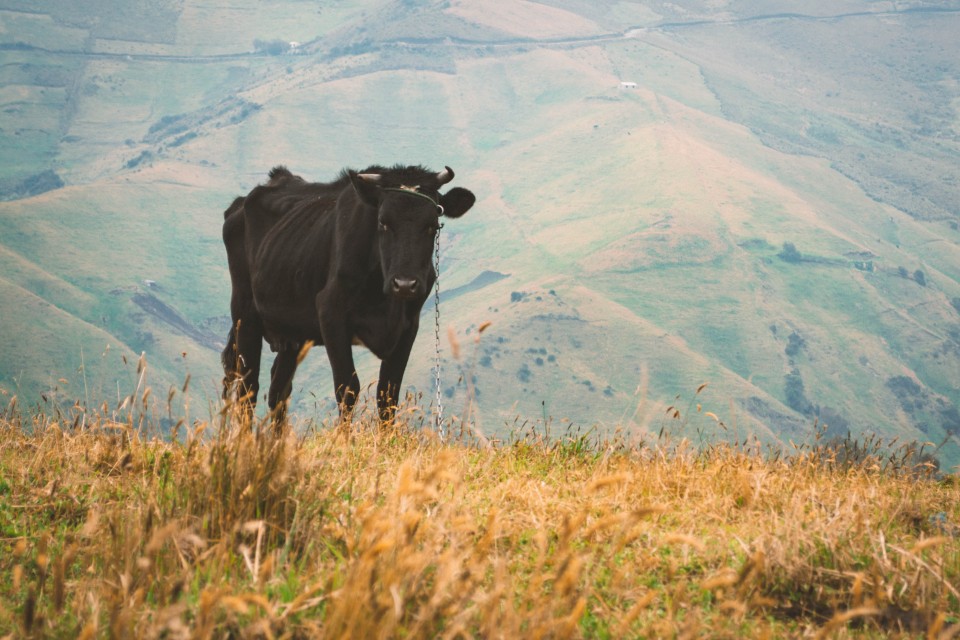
0;401;958;639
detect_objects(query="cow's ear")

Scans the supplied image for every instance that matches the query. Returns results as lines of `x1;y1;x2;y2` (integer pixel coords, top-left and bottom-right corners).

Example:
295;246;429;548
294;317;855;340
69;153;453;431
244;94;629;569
349;171;381;208
439;187;475;219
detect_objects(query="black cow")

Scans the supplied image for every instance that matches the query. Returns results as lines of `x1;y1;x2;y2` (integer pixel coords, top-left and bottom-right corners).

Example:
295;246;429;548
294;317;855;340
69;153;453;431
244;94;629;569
220;164;475;424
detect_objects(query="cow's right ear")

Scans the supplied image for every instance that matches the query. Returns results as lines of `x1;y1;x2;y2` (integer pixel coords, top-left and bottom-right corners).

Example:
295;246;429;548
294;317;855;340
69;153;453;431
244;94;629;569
439;187;475;219
349;171;381;208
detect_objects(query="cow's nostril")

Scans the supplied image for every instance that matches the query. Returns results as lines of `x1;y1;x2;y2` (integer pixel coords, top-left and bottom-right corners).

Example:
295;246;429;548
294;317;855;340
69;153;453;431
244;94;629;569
392;278;418;295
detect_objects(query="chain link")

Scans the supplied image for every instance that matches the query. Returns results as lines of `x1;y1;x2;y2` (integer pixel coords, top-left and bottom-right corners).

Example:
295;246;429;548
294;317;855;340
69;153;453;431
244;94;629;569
433;223;445;438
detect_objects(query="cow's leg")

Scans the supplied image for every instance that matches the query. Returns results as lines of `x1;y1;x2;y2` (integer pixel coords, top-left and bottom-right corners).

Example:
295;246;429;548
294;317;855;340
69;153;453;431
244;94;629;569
317;327;360;421
326;340;361;421
376;326;418;425
222;316;263;414
267;343;302;427
221;206;262;417
316;290;362;421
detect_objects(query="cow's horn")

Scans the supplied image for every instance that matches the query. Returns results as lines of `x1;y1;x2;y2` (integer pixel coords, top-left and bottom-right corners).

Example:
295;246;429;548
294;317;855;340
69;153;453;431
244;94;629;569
436;166;454;185
357;173;382;183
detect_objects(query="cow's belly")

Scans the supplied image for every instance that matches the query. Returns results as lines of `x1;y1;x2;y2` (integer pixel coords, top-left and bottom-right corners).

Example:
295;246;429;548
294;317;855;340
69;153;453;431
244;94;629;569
249;272;317;340
255;307;409;358
258;306;323;352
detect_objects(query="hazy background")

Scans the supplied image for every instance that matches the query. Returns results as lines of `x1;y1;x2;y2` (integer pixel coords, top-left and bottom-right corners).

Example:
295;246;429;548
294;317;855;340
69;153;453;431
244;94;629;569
1;0;958;467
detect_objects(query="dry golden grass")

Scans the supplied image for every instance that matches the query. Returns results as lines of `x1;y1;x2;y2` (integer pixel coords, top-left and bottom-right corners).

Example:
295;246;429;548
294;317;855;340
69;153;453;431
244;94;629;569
0;397;957;639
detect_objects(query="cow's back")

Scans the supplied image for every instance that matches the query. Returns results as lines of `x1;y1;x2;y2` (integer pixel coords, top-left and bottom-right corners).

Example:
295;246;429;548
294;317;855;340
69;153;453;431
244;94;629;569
241;170;354;341
246;178;343;259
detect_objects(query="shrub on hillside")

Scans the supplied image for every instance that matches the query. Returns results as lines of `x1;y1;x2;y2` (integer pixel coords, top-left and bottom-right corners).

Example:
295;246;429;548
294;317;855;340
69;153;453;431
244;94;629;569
778;242;802;263
254;38;292;55
785;330;806;358
785;368;814;415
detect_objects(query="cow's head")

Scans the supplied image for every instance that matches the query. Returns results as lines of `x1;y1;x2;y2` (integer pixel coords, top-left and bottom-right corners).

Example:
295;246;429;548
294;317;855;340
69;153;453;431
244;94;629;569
349;166;475;300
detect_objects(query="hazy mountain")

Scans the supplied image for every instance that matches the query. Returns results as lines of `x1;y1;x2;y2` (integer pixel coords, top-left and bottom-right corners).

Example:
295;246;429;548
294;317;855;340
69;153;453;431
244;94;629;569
1;0;958;468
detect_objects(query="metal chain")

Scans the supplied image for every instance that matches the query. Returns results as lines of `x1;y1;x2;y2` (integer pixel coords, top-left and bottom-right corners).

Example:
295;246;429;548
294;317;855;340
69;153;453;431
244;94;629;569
433;223;445;438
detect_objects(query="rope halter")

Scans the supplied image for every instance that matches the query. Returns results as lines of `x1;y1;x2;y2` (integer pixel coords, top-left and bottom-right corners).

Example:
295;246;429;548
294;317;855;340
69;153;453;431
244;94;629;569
381;185;445;216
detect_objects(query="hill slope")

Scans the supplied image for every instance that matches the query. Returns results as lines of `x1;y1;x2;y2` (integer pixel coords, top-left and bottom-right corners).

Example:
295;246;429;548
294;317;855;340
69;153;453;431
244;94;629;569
0;0;958;467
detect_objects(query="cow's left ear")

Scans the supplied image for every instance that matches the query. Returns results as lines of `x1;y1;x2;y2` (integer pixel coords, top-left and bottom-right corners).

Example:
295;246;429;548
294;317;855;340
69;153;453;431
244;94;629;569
349;171;381;208
439;188;475;219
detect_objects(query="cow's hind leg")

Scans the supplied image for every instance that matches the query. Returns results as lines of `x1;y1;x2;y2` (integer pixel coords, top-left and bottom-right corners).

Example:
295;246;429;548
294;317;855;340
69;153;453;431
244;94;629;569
222;316;263;419
221;202;263;421
267;342;303;429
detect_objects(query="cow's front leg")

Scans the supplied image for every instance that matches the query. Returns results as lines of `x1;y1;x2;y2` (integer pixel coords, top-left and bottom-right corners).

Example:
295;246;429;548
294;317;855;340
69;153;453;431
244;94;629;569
317;295;360;421
377;325;418;425
328;340;360;421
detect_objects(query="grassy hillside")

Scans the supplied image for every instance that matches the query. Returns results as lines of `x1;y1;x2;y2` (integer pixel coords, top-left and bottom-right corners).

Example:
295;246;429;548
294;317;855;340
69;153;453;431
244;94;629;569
0;407;957;638
0;0;958;467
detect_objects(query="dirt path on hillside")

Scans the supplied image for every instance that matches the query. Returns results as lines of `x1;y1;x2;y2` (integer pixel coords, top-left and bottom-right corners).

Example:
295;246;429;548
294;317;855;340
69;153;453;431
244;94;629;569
9;6;958;62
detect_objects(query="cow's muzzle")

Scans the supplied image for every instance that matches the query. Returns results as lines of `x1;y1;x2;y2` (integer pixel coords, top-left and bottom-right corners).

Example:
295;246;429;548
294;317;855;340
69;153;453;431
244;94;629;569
391;277;420;299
